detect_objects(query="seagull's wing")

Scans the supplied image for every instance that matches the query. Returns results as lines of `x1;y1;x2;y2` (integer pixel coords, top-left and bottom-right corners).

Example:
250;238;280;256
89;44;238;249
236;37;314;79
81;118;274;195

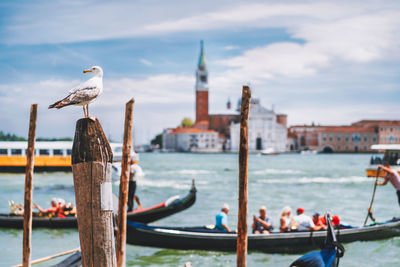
69;77;99;94
49;78;101;109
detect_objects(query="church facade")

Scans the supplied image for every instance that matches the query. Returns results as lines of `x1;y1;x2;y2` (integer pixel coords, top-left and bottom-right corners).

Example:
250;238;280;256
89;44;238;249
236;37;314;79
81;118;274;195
230;99;288;152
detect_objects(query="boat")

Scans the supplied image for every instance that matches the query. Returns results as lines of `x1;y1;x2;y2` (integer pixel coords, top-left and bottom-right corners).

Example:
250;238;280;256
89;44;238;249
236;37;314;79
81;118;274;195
366;144;400;177
300;150;318;155
0;141;127;172
260;148;279;156
126;217;400;253
0;180;196;229
52;251;81;267
125;179;196;223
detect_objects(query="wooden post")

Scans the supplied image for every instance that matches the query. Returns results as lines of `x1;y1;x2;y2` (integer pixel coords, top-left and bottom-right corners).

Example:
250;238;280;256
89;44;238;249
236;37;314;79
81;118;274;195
236;86;251;267
22;104;37;267
71;118;116;267
116;98;135;267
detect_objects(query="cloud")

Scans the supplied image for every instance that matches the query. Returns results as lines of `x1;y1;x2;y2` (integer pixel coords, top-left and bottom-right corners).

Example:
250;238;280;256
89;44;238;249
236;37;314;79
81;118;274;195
139;58;153;67
223;45;239;51
4;1;399;82
2;1;398;45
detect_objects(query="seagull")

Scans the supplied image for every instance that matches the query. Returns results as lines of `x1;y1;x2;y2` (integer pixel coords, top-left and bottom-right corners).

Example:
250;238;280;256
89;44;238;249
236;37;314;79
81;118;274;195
49;66;103;120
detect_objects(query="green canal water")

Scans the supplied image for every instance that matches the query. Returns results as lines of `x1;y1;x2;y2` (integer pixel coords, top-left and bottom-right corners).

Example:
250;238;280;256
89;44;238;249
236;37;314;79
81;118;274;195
1;153;399;266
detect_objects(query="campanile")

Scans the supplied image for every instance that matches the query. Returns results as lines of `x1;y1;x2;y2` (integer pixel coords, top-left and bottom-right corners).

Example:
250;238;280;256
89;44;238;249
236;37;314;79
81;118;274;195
195;40;209;125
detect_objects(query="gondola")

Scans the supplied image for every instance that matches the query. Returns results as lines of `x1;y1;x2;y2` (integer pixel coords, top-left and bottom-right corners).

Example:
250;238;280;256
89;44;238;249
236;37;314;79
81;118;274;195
0;180;196;229
126;217;400;254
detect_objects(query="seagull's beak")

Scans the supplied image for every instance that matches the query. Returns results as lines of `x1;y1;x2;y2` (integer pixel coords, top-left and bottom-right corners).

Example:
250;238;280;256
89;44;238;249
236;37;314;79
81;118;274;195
83;69;92;73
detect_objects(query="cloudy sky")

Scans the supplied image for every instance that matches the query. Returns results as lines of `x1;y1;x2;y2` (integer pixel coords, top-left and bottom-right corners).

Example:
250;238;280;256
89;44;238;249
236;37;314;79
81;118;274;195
1;0;399;143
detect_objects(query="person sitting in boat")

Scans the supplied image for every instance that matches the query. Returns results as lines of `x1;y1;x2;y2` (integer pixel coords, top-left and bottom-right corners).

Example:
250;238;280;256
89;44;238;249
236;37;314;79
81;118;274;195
33;198;65;218
252;206;273;234
128;154;144;212
215;203;231;232
9;200;24;215
62;202;76;217
280;206;293;232
312;213;328;230
292;208;325;231
313;213;343;230
376;164;400;207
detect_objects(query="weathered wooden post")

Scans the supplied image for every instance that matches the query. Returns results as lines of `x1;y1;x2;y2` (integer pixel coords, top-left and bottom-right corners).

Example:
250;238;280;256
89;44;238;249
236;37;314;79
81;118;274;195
22;104;38;267
71;118;116;267
116;98;135;267
237;86;251;267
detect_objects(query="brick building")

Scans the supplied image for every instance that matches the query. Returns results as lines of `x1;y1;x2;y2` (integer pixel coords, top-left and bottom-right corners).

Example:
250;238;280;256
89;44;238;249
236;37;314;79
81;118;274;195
317;126;377;153
288;120;400;153
194;40;210;129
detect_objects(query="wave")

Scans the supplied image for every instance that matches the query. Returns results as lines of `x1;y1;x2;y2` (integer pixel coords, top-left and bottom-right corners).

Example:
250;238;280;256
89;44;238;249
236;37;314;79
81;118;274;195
258;176;368;184
251;169;303;175
113;178;208;189
145;169;215;175
34;185;74;191
138;179;202;189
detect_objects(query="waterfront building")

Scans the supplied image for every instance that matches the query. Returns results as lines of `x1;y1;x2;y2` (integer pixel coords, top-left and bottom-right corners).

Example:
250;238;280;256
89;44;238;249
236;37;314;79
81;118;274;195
230;98;287;152
288;120;400;153
288;124;321;151
162;127;221;152
317;126;377;153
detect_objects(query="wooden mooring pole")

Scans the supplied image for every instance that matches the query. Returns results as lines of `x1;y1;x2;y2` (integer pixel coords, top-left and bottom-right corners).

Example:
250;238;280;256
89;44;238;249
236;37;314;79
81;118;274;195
117;98;135;267
237;86;251;267
71;118;116;267
22;104;38;267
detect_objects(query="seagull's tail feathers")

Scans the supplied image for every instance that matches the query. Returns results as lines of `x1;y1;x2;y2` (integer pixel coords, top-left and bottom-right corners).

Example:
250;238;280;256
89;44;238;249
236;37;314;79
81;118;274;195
48;97;73;109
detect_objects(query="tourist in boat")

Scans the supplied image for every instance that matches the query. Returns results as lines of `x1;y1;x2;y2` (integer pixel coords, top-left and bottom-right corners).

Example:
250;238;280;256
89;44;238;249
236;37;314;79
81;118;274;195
292;208;326;231
312;213;328;230
280;206;293;232
215;203;231;232
33;198;65;218
376;164;400;207
62;202;76;217
128;154;144;212
9;200;24;215
252;206;273;234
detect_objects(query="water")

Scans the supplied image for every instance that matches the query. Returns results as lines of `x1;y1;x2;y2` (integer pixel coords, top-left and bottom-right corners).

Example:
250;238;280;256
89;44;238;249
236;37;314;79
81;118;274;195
1;153;399;266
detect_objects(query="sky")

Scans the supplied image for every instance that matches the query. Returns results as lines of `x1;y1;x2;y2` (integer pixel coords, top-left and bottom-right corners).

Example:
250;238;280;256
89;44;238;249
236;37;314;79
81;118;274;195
0;0;400;144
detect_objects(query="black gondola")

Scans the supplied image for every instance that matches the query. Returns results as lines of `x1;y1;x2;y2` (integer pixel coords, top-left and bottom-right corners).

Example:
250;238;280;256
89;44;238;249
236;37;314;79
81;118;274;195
0;180;196;229
126;217;400;253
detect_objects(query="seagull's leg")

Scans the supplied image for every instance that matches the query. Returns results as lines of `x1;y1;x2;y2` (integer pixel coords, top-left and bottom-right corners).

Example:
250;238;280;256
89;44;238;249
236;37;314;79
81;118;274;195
87;104;95;121
82;106;87;118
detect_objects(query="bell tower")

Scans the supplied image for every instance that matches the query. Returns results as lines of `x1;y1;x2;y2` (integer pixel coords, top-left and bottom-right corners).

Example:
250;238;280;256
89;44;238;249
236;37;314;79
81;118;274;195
195;40;209;126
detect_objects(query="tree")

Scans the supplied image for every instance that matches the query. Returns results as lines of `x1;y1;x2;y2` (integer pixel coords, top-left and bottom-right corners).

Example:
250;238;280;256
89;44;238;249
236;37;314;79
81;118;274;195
0;131;26;141
151;133;162;148
180;117;194;128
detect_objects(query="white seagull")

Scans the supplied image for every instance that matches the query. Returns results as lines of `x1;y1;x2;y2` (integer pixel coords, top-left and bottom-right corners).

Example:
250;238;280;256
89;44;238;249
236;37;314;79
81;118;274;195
49;66;103;120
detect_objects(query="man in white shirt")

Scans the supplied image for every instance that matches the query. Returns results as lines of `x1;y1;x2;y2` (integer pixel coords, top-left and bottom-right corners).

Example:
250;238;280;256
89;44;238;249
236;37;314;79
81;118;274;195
128;155;144;212
292;208;325;231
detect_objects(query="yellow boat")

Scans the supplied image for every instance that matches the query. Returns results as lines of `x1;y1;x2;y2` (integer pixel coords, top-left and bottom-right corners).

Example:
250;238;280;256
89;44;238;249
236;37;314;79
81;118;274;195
0;141;124;172
366;144;400;178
